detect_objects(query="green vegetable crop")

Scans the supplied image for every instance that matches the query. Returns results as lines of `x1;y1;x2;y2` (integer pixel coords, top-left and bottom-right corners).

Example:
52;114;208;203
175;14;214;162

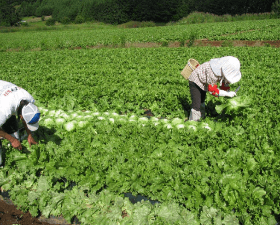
0;46;279;224
215;96;251;114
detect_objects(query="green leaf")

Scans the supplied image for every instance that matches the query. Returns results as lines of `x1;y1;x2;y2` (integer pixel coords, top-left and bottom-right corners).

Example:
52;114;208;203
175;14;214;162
200;206;218;225
131;201;152;225
247;157;257;171
252;187;266;199
37;176;50;193
223;214;239;225
215;96;250;114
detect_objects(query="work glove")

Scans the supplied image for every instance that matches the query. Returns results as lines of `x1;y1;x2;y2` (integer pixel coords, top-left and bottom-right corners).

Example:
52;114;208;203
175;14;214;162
219;90;236;97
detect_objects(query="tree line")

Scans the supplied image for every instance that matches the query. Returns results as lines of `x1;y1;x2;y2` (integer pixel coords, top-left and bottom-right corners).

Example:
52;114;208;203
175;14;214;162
0;0;278;26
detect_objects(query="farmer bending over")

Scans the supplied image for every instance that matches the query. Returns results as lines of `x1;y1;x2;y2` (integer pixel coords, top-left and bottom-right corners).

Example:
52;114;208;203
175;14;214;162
0;80;40;166
187;56;241;121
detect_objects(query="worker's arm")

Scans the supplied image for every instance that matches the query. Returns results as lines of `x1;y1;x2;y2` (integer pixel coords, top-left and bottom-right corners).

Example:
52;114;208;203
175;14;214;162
0;129;22;150
19;115;37;147
208;84;236;97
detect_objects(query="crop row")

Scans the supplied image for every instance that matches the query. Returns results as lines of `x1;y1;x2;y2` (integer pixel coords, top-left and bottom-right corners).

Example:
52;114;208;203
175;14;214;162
0;46;280;224
0;47;248;117
0;19;279;51
38;107;214;132
209;23;280;41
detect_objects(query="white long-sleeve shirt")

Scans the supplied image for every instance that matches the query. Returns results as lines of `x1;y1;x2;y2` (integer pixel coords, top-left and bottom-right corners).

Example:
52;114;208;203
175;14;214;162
0;80;35;127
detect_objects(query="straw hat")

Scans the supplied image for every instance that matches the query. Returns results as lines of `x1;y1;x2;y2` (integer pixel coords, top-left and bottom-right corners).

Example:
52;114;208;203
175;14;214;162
181;59;199;80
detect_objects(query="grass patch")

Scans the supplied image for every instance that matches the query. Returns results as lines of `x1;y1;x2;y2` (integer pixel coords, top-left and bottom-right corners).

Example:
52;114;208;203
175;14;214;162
168;11;279;25
160;38;169;47
118;21;156;28
180;32;188;47
187;32;197;47
221;40;234;47
0;16;116;33
120;34;126;47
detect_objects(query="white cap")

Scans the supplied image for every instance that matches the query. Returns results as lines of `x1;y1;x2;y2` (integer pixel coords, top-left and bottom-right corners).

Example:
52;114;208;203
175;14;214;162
209;56;241;84
22;103;40;131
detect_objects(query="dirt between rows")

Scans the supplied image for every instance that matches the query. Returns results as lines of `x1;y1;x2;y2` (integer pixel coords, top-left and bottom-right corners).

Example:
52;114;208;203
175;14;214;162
87;40;280;49
0;199;58;225
0;194;73;225
5;40;280;52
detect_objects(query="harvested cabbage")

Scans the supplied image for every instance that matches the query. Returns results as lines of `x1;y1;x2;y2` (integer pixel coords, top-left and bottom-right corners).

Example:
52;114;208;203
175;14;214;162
215;96;250;114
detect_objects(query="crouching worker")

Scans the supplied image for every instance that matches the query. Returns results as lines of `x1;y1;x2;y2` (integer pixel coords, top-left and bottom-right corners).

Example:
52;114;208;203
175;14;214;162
185;56;241;121
0;80;40;166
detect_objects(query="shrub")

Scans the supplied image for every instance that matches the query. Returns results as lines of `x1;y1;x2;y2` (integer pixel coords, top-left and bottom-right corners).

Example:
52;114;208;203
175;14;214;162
45;18;56;26
118;21;156;28
75;15;85;24
221;14;232;22
61;17;71;25
119;34;126;47
169;11;275;25
179;32;188;47
160;38;169;47
41;16;45;21
272;0;280;16
21;21;29;27
0;21;10;27
187;32;197;47
118;21;141;28
139;21;156;27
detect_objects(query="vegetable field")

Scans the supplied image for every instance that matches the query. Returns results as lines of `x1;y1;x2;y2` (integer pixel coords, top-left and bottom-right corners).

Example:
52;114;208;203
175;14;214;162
1;19;280;51
0;23;280;224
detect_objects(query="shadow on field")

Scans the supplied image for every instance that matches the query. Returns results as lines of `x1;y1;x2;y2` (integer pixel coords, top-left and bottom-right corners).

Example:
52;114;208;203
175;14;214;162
32;126;62;145
205;99;220;117
178;96;191;118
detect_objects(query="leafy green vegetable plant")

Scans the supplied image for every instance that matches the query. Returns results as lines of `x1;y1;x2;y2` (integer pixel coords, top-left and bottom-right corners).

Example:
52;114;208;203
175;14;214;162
0;46;280;224
215;96;250;114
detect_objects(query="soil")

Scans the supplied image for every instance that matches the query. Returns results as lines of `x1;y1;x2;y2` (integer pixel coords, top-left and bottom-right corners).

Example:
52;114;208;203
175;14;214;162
5;39;280;52
0;199;55;225
87;40;280;49
0;191;77;225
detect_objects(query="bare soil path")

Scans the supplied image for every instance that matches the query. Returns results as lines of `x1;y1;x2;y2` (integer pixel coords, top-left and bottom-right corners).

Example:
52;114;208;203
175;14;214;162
89;40;280;49
5;39;280;52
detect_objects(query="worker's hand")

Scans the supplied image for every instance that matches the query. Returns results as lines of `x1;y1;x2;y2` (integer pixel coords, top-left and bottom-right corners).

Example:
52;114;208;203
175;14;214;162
227;91;237;98
219;90;236;97
27;134;38;147
11;138;22;150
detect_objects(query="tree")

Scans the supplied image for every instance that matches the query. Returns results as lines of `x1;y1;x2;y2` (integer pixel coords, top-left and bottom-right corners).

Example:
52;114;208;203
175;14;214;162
0;0;20;26
272;0;280;15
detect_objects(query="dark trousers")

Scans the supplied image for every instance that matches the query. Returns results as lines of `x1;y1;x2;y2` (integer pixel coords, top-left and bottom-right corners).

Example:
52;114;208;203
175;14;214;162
1;115;18;134
189;81;206;111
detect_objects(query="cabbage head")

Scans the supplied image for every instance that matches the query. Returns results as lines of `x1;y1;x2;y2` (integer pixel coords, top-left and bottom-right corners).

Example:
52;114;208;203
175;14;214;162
215;96;250;114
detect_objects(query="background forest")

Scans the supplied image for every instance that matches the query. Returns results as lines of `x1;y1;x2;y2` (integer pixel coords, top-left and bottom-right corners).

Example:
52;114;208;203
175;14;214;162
1;0;280;26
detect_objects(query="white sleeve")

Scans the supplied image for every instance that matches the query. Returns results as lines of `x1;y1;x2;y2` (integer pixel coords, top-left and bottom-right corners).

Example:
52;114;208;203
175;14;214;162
18;89;35;104
0;111;7;128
